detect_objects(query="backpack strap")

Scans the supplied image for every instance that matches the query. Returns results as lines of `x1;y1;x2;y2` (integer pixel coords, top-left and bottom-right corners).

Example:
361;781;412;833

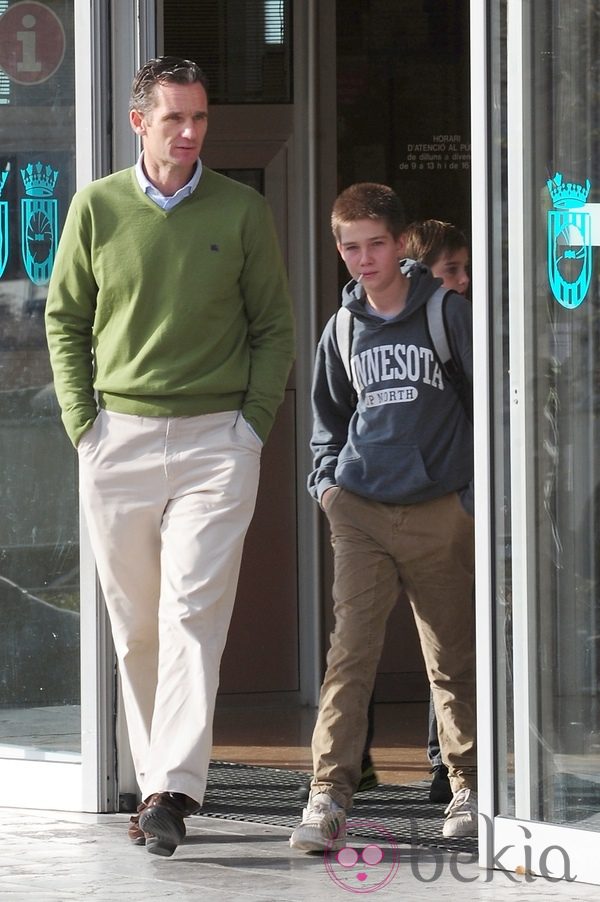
425;285;471;419
334;305;355;386
425;284;453;368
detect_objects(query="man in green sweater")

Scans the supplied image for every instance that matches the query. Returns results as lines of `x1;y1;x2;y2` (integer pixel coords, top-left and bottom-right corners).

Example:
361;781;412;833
45;56;295;857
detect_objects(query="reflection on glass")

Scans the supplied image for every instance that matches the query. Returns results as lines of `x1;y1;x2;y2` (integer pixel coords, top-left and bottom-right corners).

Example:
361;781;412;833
525;0;600;826
163;0;293;104
0;0;79;760
336;0;471;231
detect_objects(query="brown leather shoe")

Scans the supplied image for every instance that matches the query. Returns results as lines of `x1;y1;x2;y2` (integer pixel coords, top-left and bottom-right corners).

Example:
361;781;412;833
128;813;146;845
128;799;154;845
138;792;198;857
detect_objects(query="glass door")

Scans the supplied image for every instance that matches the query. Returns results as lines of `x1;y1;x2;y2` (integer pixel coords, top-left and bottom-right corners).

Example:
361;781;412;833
0;0;115;812
158;0;310;703
475;0;600;885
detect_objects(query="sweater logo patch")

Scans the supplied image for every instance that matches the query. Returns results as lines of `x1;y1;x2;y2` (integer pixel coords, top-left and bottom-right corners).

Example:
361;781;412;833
210;243;220;251
365;387;419;408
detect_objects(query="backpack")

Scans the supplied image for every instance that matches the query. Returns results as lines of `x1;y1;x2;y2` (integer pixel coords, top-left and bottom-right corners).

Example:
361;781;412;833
334;285;471;417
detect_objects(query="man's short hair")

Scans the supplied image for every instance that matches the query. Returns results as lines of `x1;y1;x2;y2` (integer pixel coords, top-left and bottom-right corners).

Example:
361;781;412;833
403;219;469;267
129;56;209;114
331;183;406;240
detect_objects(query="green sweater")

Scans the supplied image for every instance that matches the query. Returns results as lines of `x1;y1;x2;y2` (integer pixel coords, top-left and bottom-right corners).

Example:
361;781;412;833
45;167;295;446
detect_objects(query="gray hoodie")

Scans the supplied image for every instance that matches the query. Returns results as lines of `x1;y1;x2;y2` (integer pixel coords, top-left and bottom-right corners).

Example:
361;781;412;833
308;263;473;512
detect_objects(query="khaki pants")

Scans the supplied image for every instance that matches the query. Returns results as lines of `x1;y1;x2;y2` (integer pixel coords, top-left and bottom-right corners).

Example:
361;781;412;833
78;409;261;804
311;488;476;810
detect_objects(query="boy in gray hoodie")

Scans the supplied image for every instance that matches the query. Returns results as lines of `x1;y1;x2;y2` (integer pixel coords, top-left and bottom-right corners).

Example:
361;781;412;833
290;183;476;851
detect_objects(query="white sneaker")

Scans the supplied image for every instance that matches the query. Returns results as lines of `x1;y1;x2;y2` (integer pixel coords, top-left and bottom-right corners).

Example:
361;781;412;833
289;792;347;852
442;788;478;838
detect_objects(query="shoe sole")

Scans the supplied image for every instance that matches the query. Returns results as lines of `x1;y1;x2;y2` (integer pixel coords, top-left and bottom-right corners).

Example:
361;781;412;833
139;808;185;857
442;820;477;838
289;835;346;852
289;827;346;853
129;834;146;846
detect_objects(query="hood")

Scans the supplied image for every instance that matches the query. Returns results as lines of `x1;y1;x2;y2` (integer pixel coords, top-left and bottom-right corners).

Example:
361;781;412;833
341;258;443;322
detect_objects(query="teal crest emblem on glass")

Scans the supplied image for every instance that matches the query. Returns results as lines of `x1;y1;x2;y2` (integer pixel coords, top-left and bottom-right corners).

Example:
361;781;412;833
547;172;592;309
20;161;59;285
0;167;8;279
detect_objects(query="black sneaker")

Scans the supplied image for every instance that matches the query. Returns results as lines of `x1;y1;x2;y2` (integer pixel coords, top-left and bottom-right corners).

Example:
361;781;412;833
429;764;452;803
356;761;378;792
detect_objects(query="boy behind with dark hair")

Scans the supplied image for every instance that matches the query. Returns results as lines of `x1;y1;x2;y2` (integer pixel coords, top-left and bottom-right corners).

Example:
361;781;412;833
289;183;476;852
406;216;471;803
404;218;470;297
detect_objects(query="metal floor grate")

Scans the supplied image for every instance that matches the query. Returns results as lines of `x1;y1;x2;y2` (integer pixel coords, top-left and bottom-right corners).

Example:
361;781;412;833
200;761;477;854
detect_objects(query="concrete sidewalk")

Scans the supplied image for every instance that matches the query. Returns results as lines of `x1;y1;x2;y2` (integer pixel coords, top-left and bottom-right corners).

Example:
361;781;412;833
0;808;598;901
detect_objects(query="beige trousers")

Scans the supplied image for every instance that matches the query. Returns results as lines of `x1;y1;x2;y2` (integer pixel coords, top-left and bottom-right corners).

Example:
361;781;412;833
311;488;476;810
77;409;261;804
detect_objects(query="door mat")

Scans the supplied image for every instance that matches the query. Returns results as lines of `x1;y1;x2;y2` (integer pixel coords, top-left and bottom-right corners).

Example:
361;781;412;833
200;760;477;854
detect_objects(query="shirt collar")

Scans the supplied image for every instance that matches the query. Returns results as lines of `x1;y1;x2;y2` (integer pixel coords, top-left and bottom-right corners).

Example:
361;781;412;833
135;153;203;207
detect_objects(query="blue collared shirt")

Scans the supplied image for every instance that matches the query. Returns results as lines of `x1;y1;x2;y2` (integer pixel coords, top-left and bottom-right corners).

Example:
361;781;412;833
135;153;203;210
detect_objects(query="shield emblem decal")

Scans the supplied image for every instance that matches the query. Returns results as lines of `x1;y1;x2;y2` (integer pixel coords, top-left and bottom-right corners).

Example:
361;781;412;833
547;209;592;309
546;172;592;309
20;162;59;286
0;168;8;279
